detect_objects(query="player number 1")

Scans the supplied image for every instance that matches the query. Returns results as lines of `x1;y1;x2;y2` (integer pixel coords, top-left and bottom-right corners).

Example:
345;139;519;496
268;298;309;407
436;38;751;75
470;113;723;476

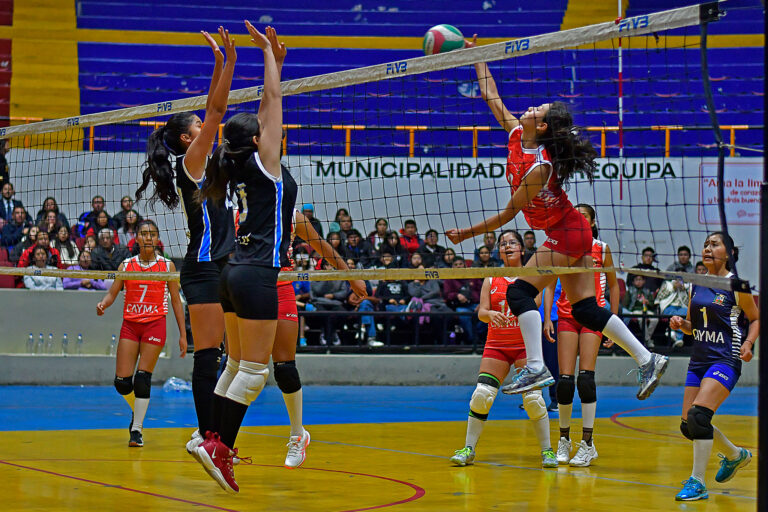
700;307;708;328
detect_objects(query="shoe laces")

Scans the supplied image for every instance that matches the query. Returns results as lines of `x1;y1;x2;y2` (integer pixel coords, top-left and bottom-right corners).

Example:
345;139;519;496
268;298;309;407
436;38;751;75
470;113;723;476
454;447;472;456
626;368;643;385
286;435;305;456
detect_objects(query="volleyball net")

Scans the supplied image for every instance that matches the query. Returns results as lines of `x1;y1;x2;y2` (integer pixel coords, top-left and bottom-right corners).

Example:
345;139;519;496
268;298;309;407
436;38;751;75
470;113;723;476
0;2;758;293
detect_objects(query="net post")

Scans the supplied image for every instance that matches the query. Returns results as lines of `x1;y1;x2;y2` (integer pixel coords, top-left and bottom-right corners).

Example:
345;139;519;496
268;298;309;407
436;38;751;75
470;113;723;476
728;126;736;157
88;126;94;152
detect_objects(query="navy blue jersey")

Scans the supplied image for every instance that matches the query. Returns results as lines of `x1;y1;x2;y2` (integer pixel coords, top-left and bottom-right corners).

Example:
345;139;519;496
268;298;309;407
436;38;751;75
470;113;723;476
231;153;298;268
174;155;236;263
689;274;747;370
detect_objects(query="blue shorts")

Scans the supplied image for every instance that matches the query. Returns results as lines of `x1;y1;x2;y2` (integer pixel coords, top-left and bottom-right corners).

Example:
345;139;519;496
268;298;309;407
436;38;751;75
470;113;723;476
685;362;740;392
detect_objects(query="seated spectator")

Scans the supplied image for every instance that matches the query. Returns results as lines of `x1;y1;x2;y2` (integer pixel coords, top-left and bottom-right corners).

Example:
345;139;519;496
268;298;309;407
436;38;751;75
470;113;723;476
86;210;119;244
35;197;70;229
112;195;142;230
379;231;409;268
344;280;382;346
18;229;63;268
326;231;343;257
10;225;38;265
90;228;130;271
416;229;445;268
629;247;663;295
23;246;63;290
41;210;63;238
337;214;355;241
621;274;658;346
656;276;690;348
407;251;424;270
399;219;422;256
437;247;457;268
53;225;80;267
375;276;410;313
75;195;111;238
294;203;323;245
474;231;502;266
63;251;106;291
118;210;140;247
407;269;451;312
522;230;537;264
443;258;482;341
666;245;693;273
0;139;8;186
0;182;23;221
343;229;375;268
83;234;98;253
695;260;707;274
474;245;500;268
292;247;314;346
367;217;389;252
1;205;31;249
376;250;399;270
309;258;348;346
328;207;350;234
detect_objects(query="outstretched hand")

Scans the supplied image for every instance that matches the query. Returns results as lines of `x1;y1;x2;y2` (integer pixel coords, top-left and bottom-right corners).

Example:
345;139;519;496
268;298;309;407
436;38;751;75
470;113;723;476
202;30;224;62
465;33;478;49
266;26;287;64
446;228;466;245
217;26;236;62
245;20;271;49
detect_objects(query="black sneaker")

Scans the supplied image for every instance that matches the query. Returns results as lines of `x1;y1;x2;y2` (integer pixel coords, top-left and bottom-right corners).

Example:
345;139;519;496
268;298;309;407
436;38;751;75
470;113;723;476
129;430;143;447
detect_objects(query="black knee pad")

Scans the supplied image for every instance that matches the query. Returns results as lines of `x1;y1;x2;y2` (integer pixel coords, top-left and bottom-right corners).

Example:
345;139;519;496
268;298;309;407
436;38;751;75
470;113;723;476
505;280;540;316
577;370;597;403
680;419;694;441
193;347;221;380
274;360;302;394
687;405;714;440
114;375;133;396
571;297;613;332
133;370;153;399
556;374;575;405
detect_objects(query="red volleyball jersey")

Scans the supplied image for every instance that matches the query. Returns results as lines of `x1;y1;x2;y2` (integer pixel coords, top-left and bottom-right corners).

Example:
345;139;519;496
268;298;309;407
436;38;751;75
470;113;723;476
486;276;525;349
506;125;573;230
122;255;170;323
278;209;298;288
556;239;608;319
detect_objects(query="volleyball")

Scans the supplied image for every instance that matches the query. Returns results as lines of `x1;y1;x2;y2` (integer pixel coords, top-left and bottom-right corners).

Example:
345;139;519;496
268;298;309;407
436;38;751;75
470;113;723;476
423;24;465;55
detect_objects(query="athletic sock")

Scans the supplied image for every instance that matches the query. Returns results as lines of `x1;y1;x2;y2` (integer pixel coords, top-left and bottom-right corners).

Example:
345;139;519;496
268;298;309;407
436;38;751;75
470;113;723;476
713;426;741;460
465;416;485;449
558;402;573;438
122;391;135;411
219;397;249;449
602;316;652;366
582;402;596;445
192;348;221;435
582;428;594;446
282;389;304;437
518;310;544;371
559;427;570;440
133;398;149;433
692;439;713;483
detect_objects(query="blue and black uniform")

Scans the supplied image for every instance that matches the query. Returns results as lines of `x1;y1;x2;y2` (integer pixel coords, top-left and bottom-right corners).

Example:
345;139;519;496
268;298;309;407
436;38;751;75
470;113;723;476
685;274;747;392
175;154;236;304
220;153;298;319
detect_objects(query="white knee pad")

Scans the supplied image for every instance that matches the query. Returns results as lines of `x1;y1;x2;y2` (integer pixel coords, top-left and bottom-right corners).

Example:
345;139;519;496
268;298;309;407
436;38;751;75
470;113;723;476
214;357;239;398
225;361;269;406
523;390;547;421
469;383;498;416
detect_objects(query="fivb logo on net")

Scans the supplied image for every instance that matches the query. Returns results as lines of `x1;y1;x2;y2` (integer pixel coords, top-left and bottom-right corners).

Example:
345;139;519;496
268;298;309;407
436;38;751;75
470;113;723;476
618;15;650;33
504;38;530;55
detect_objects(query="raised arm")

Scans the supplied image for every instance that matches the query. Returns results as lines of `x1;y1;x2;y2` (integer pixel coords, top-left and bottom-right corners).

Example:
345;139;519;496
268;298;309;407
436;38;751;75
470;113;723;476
245;22;282;178
466;34;518;132
258;26;286;118
185;27;237;180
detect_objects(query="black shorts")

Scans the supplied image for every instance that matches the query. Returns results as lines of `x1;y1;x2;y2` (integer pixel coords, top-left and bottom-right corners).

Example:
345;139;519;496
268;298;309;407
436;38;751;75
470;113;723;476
180;258;229;305
219;264;280;320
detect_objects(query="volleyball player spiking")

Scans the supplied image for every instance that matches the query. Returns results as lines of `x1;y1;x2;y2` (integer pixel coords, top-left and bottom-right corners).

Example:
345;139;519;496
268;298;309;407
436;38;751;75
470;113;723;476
447;35;668;399
193;23;296;494
135;27;236;455
669;232;758;501
450;230;557;469
546;204;619;467
96;220;187;447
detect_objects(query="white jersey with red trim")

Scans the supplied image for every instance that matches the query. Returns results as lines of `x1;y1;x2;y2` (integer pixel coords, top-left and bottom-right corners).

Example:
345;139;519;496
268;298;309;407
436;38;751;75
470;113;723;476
506;125;573;230
556;239;608;319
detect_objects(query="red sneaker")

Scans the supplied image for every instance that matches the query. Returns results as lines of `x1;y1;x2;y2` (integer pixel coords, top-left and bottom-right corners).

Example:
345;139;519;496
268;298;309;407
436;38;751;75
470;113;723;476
195;432;239;493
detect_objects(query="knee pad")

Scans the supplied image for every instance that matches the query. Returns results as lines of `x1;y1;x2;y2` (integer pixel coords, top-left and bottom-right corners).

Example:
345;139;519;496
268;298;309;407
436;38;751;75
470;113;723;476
556;374;575;405
687;405;714;440
505;280;540;316
274;360;302;394
523;389;547;421
114;375;133;396
469;373;500;420
193;348;221;381
214;356;239;397
680;419;694;441
133;370;152;399
576;370;597;404
225;361;269;406
571;297;613;332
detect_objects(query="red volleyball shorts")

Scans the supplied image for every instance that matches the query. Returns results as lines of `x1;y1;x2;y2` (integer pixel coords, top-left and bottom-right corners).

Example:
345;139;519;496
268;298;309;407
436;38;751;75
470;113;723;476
557;316;601;337
483;344;527;365
542;207;593;258
119;317;166;346
277;282;299;323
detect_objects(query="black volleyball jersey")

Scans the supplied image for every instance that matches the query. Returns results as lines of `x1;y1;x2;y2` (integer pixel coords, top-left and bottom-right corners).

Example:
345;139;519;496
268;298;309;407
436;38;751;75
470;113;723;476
231;153;298;268
174;155;235;263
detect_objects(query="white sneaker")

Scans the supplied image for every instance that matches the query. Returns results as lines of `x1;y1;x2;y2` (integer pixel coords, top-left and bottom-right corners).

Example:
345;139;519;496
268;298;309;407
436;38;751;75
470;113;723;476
569;440;598;467
556;437;572;465
285;429;310;468
186;429;203;463
367;338;384;347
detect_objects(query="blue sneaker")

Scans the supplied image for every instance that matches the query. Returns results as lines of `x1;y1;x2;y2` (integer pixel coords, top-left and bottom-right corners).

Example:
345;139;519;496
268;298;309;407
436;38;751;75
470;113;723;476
675;477;708;501
500;366;555;395
715;447;752;483
636;353;669;400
